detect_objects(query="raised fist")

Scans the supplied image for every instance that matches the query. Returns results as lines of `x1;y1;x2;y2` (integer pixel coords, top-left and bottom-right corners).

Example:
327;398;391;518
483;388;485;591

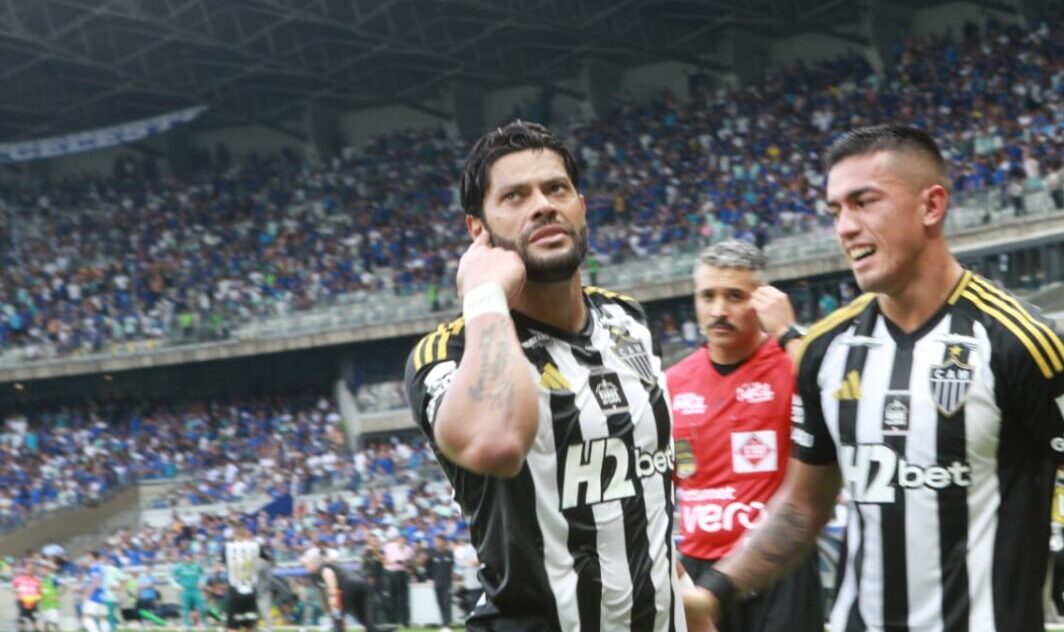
751;285;796;338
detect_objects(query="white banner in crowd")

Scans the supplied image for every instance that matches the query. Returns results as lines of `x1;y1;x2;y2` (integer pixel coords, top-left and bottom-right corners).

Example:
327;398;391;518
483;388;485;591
0;105;207;165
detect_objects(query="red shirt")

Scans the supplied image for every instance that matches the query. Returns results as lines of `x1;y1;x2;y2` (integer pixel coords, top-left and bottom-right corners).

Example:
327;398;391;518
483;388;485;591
13;574;42;608
666;338;795;560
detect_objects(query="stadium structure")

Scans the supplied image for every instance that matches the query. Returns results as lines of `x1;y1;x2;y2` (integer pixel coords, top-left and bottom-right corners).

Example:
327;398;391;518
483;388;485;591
0;0;1062;629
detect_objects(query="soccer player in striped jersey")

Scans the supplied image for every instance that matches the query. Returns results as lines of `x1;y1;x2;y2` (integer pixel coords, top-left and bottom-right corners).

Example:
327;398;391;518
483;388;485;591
223;524;266;631
405;121;691;632
687;125;1064;632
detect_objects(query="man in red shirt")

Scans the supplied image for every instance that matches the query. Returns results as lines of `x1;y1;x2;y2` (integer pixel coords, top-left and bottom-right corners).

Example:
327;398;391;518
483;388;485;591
667;240;821;632
12;559;43;632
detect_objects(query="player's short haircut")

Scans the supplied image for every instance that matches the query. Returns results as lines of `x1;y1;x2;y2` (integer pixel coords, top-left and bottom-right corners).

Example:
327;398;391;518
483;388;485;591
696;240;767;280
824;124;947;183
460;120;580;219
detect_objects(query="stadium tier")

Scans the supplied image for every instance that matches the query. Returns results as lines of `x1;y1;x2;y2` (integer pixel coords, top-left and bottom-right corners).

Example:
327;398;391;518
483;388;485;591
0;16;1060;367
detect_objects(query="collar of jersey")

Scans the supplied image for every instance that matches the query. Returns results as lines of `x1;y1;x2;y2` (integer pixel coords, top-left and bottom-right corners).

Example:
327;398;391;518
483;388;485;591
879;295;954;350
510;294;595;344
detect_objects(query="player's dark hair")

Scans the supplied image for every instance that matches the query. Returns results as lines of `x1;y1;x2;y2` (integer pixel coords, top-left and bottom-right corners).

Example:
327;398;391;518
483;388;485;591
825;125;947;178
460;120;580;219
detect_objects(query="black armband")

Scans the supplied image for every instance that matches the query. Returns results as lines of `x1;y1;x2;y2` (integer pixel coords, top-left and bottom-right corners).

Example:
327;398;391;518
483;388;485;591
703;566;738;615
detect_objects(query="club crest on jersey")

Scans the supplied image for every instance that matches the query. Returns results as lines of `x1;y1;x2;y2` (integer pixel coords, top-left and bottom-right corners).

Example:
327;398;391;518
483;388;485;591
675;439;696;479
929;356;973;417
610;328;655;384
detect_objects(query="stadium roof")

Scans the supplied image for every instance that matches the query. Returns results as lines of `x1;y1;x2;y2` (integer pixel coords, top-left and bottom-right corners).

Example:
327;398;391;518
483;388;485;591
0;0;1017;142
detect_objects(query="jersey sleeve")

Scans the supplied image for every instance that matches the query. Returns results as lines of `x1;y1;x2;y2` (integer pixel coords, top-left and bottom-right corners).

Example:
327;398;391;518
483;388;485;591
993;305;1064;462
790;336;837;465
404;318;467;445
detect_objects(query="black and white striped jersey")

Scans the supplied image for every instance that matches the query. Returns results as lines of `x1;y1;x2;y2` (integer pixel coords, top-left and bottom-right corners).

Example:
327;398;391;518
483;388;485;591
405;287;686;632
793;270;1064;632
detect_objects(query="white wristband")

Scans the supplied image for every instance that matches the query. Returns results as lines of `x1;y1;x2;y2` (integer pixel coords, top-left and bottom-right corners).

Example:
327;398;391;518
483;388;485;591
463;282;509;322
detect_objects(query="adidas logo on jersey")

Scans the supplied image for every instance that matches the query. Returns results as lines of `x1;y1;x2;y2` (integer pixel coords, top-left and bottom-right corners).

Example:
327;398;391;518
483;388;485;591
833;370;862;400
539;363;572;391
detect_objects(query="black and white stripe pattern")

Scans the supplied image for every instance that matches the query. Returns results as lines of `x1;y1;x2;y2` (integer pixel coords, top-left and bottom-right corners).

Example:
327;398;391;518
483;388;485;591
793;272;1064;631
820;305;1002;631
514;298;683;631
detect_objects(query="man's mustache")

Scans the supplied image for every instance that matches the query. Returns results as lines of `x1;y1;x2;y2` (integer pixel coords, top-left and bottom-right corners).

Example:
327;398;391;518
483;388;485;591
705;319;736;331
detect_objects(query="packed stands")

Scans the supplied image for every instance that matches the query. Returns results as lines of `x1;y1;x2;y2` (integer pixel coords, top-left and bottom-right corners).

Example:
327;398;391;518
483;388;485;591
0;17;1060;364
0;395;347;529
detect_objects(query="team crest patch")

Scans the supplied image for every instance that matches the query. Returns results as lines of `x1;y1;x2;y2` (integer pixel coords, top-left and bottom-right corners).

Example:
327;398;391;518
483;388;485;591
929;357;973;417
609;327;656;383
675;439;696;479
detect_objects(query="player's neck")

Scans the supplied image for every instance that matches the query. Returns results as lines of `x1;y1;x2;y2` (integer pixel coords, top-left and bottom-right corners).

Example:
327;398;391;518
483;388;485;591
878;252;963;333
707;332;766;365
512;273;587;334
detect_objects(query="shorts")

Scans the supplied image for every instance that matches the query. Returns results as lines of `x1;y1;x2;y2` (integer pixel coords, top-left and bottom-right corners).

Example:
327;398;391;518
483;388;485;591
83;600;108;618
225;588;259;629
682;552;824;632
42;608;60;626
17;603;37;623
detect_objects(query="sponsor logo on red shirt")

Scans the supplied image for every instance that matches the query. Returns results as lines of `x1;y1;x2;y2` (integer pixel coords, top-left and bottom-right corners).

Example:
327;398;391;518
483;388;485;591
736;381;774;403
672;392;707;415
731;431;778;473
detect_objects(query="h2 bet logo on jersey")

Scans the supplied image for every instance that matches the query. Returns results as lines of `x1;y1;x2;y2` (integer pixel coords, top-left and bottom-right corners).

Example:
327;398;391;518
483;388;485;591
559;438;673;510
840;444;972;503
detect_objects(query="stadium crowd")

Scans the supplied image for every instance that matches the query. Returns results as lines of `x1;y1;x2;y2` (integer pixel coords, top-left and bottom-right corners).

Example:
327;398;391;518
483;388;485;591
0;436;475;629
0;17;1060;362
0;395;348;530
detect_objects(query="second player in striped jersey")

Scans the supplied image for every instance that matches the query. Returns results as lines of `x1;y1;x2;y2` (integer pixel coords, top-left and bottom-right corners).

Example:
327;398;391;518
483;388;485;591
687;126;1064;632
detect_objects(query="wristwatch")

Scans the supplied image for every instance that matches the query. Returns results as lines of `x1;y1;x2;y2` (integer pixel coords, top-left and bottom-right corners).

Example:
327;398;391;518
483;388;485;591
777;325;805;348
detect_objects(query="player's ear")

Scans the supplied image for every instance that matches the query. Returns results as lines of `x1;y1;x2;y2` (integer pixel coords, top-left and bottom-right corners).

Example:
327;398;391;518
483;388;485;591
466;215;484;239
921;184;949;228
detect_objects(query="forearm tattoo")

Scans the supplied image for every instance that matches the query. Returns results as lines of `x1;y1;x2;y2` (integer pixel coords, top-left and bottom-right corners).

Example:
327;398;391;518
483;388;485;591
730;501;817;593
467;319;516;412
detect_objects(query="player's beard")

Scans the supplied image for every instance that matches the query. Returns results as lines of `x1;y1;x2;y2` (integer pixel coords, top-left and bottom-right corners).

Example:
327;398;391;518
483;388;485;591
487;218;589;284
